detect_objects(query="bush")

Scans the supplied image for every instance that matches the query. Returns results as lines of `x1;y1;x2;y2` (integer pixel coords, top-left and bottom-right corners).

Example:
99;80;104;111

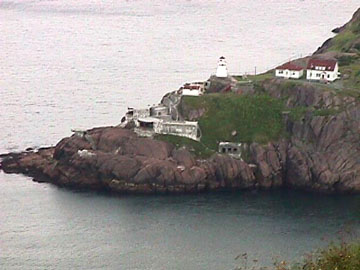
338;55;357;66
289;241;360;270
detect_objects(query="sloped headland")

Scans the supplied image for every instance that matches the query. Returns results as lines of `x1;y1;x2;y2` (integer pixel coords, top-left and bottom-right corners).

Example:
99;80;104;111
1;8;359;194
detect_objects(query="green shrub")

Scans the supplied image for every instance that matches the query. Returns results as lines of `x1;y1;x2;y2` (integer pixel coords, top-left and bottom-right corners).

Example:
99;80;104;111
154;134;214;158
338;55;357;66
288;241;360;270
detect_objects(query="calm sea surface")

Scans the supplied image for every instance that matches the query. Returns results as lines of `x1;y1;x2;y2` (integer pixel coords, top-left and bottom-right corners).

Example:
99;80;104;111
1;1;360;269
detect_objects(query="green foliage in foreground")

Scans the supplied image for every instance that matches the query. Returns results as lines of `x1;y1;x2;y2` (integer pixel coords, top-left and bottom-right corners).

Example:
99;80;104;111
235;240;360;270
182;94;286;149
154;134;215;159
278;241;360;270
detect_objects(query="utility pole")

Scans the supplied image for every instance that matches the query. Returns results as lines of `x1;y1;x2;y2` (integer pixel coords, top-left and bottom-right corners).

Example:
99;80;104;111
254;66;257;76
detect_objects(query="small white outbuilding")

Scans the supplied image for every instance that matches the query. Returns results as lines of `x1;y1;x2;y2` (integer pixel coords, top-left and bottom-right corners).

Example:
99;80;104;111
275;62;304;79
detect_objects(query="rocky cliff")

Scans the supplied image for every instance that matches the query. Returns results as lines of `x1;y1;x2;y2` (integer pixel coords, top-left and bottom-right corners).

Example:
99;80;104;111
263;79;360;192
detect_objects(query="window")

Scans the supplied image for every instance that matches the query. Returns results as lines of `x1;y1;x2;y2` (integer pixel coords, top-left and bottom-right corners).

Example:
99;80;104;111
222;148;226;153
233;148;238;152
278;70;283;74
327;74;330;78
316;73;321;77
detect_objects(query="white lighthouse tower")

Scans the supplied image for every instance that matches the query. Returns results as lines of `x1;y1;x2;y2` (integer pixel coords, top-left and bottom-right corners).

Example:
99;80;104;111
216;56;228;78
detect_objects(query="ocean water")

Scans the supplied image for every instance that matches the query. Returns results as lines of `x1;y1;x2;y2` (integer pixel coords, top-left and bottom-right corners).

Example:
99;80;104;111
1;1;360;269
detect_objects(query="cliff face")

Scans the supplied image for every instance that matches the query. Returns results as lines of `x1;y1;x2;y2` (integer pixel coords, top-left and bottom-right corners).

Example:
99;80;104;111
263;79;360;192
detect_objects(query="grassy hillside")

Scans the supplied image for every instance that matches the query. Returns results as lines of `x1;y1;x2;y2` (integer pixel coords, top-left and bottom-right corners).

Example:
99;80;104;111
327;20;360;53
182;94;286;150
319;9;360;91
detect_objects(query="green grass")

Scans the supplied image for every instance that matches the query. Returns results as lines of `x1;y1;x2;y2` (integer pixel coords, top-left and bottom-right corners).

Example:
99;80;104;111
154;134;215;159
313;108;342;116
233;75;252;82
339;62;360;92
288;106;308;121
182;94;286;149
278;241;360;270
338;55;358;66
329;30;357;52
247;71;274;82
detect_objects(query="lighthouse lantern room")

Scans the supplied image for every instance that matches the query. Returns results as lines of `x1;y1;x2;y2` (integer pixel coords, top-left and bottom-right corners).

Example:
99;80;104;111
216;56;228;78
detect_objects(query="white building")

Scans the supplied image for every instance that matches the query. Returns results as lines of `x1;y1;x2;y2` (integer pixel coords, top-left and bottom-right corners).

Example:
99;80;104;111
275;62;304;79
134;117;200;141
216;56;228;78
178;82;205;96
306;59;339;82
155;121;200;141
124;107;150;122
134;117;161;137
150;104;169;118
218;142;243;159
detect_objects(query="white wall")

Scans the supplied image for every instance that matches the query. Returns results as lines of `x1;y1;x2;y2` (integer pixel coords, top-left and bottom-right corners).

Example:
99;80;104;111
182;89;201;96
275;69;303;79
155;121;199;141
216;65;228;78
306;68;338;81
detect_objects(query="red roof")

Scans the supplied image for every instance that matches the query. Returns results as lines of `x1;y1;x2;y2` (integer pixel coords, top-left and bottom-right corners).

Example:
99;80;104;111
276;62;303;71
307;59;337;71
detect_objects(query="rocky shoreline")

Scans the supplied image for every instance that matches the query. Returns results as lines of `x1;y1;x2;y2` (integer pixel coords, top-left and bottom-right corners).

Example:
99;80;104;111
0;127;257;194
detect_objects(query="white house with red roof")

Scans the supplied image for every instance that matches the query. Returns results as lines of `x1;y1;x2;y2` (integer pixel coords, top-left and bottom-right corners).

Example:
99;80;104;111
306;59;339;82
178;82;205;96
275;62;304;79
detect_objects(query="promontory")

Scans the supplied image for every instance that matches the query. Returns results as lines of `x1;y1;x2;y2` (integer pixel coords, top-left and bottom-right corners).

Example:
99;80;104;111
1;8;359;194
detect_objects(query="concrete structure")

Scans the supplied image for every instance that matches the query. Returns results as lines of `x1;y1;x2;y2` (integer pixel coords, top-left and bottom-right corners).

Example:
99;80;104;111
124;107;150;122
71;129;87;138
155;121;200;141
275;62;304;79
150;104;169;118
134;117;200;141
134;117;161;137
306;59;339;82
218;142;243;159
216;56;228;78
136;117;161;129
178;82;206;96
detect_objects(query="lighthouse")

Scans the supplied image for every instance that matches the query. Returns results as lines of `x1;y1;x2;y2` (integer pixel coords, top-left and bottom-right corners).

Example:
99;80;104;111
216;56;228;78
